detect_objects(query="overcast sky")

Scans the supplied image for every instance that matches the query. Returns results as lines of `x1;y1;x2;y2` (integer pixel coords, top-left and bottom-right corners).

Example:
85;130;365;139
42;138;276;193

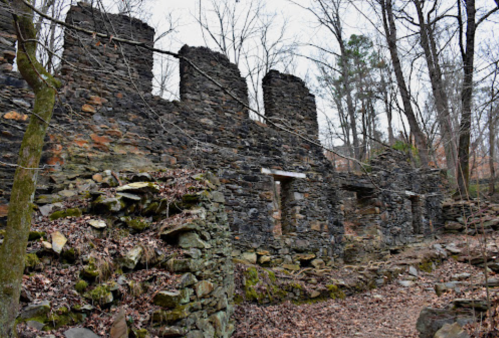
101;0;498;146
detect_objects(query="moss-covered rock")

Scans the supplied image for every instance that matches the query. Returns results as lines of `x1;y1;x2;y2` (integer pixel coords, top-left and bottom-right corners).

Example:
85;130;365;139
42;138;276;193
81;264;100;279
24;253;41;271
153;290;182;308
19;300;51;320
62;247;78;263
49;208;82;220
75;280;89;293
44;306;79;329
160;223;200;242
133;328;151;338
28;231;46;241
84;284;113;305
152;304;191;324
92;196;126;214
36;194;62;205
178;232;209;249
120;216;150;233
419;259;435;273
326;284;346;300
80;257;112;281
165;259;191;273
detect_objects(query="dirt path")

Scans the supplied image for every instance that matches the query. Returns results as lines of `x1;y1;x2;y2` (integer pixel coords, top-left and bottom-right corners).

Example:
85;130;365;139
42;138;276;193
233;241;488;338
234;282;436;338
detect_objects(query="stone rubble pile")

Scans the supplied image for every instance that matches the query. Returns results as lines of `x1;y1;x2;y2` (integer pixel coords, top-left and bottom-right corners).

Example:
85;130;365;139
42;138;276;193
9;170;235;338
442;199;499;235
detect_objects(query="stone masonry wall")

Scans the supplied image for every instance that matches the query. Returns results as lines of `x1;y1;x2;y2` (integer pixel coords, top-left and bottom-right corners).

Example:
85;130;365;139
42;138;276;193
0;2;444;274
0;1;33;217
0;3;341;274
339;149;444;263
263;70;319;140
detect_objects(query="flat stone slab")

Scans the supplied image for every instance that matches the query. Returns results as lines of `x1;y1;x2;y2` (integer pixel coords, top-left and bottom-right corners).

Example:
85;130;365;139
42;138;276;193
116;182;160;194
88;220;106;229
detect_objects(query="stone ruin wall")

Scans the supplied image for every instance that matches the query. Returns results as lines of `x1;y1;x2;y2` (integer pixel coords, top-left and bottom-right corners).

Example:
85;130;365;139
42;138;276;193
0;3;444;267
0;2;342;264
0;4;447;334
339;150;444;263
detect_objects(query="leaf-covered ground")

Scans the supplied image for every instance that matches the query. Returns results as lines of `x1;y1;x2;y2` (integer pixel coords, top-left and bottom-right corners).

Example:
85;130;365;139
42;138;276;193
233;234;499;338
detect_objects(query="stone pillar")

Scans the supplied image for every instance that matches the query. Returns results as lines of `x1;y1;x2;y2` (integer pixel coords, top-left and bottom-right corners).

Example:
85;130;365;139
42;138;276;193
179;45;249;119
263;70;319;140
60;2;155;113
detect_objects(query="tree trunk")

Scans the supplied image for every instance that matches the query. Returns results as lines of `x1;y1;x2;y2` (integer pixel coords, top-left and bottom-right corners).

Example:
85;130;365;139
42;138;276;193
456;0;476;197
413;0;457;177
381;0;429;167
338;40;361;166
489;107;497;195
0;1;60;336
380;68;395;145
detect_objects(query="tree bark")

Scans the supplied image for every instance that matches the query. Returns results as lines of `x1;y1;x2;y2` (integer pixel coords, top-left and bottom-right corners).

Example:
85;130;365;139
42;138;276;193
334;17;360;166
380;0;430;167
0;1;60;336
489;106;497;195
380;68;395;145
413;0;457;177
456;0;476;197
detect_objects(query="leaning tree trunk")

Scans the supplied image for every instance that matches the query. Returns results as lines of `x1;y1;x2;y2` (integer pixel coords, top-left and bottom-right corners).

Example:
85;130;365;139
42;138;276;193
0;0;60;336
381;0;429;167
456;0;476;197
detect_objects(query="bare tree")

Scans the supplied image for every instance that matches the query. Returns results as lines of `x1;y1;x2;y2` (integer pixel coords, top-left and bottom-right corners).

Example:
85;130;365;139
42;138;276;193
408;0;458;177
291;0;366;167
455;0;498;196
377;0;430;167
196;0;297;115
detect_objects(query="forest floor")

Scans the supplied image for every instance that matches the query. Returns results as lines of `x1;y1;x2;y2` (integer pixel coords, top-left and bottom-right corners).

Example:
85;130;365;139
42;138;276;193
233;234;499;338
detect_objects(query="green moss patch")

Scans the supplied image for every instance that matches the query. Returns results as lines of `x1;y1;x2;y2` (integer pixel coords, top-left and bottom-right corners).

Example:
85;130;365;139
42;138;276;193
49;208;82;221
75;280;89;293
24;253;40;271
28;231;46;241
326;284;346;300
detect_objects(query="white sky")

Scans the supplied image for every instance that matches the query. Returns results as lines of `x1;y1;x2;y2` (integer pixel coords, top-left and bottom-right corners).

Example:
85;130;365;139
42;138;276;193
103;0;499;148
140;0;375;139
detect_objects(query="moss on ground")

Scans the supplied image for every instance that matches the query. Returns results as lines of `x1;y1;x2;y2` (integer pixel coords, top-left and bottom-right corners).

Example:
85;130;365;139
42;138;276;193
49;208;82;221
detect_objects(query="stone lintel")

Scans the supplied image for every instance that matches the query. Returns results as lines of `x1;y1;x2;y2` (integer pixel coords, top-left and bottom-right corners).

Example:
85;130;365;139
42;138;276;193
261;168;306;180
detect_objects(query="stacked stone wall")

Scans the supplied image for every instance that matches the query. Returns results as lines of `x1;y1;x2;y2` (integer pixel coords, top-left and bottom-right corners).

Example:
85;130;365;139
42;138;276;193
0;1;33;215
263;70;319;140
0;3;444;274
339;149;444;263
0;5;342;328
62;2;155;98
